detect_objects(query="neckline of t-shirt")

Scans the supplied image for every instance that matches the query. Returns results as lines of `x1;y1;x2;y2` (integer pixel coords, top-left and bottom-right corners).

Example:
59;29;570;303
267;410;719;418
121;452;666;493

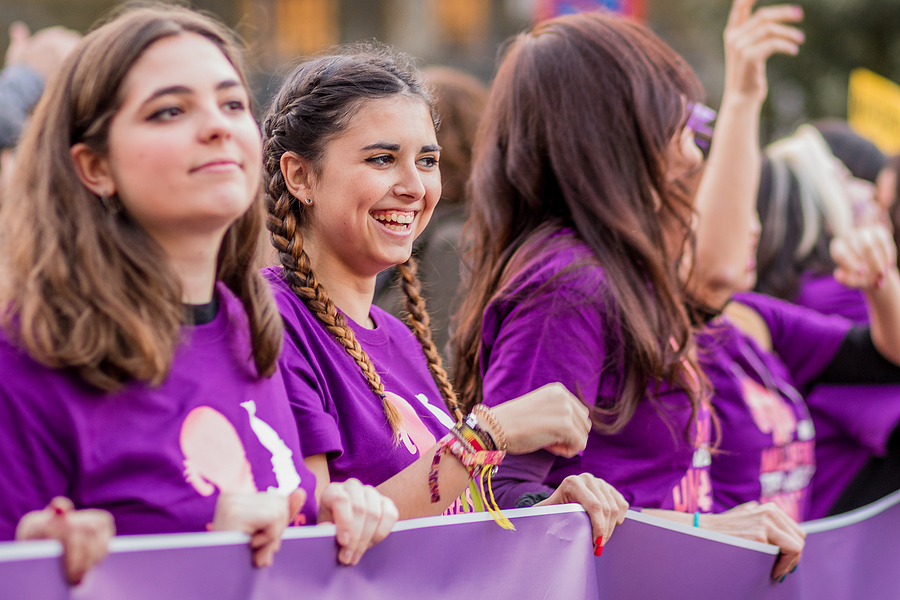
184;284;231;345
342;307;390;347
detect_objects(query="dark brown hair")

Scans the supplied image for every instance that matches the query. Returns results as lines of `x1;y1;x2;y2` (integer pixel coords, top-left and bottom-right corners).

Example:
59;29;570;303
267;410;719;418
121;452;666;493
452;12;706;433
0;5;282;390
262;47;463;434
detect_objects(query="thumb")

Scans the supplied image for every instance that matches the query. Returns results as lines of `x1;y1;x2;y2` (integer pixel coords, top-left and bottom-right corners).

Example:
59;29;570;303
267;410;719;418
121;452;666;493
9;22;30;44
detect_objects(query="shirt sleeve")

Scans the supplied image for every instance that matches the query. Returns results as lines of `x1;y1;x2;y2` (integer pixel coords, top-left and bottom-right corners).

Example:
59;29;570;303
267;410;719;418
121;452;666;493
481;278;608;408
481;273;609;504
733;292;851;389
276;302;344;461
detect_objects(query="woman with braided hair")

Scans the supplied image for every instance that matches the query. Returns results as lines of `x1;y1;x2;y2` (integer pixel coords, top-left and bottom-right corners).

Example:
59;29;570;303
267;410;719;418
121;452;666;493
261;46;628;548
0;6;397;583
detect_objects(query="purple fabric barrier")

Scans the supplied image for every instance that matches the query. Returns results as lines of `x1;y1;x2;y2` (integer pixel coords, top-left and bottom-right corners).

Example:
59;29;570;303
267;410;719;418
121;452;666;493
2;494;899;600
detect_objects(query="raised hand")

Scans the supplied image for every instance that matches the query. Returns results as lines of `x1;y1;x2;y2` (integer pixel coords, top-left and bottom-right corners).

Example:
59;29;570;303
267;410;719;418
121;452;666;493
723;0;804;103
4;23;81;79
831;223;897;291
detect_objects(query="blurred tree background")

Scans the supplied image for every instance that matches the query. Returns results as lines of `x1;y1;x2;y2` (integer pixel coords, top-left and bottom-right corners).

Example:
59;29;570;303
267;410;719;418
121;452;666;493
1;0;899;143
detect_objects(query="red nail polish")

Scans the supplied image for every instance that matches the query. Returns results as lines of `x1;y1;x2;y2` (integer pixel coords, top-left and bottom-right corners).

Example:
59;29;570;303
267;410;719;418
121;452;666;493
53;505;65;516
594;544;604;557
595;536;603;546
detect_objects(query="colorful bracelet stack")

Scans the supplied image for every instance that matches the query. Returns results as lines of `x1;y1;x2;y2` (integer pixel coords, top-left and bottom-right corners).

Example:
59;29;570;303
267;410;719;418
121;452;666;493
428;404;514;530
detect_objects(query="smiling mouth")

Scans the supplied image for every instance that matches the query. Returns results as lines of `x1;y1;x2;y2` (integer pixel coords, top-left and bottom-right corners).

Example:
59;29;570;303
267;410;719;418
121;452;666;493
370;209;416;232
191;160;240;173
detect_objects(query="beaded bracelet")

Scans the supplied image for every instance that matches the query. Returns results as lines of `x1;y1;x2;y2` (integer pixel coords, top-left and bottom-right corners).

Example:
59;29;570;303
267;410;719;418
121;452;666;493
472;403;508;452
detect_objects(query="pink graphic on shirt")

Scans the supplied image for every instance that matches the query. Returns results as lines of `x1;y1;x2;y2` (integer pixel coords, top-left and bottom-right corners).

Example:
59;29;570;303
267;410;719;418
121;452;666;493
384;391;437;456
759;440;815;521
671;403;713;513
670;353;713;513
180;406;310;526
180;406;257;496
739;378;814;521
742;378;797;446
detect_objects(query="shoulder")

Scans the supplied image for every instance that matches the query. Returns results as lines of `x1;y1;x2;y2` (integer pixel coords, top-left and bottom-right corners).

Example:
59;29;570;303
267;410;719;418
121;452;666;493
260;266;316;333
732;290;850;334
499;231;608;304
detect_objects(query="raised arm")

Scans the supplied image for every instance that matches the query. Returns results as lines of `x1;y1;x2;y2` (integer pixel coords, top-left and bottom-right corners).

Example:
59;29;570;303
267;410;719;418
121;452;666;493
832;222;900;365
690;0;804;309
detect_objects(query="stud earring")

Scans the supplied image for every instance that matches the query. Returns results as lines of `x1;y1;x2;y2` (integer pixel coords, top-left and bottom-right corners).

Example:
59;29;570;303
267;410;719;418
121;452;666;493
303;198;313;206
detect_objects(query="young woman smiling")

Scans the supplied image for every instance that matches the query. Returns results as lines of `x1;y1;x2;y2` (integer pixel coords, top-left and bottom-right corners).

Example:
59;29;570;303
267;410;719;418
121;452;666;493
262;48;628;549
0;6;395;584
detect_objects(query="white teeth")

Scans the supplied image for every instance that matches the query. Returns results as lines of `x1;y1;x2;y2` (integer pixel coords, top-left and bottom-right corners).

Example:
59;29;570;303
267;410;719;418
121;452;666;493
371;210;415;226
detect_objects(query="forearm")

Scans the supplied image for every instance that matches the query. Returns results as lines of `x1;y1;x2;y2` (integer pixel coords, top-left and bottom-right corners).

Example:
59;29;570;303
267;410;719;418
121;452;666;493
691;95;763;308
376;443;471;519
865;268;900;365
642;508;697;526
490;451;557;509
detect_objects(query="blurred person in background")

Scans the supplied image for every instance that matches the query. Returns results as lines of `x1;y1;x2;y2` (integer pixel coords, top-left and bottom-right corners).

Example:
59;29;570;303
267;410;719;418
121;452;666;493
0;22;80;193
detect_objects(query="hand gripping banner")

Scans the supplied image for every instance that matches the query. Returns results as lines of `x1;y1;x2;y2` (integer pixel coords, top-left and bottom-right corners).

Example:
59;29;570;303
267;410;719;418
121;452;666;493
2;490;900;600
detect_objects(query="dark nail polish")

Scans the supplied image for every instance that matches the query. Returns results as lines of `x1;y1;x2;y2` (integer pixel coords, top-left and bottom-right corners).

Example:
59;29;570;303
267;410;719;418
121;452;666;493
779;575;786;583
790;566;797;574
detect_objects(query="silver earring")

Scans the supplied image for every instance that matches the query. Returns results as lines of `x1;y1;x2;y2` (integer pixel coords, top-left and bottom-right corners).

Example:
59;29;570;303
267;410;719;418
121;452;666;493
303;197;313;206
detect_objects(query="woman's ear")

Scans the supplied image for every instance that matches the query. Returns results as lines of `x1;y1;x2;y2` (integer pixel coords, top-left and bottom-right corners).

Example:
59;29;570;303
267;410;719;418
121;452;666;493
70;143;116;197
280;152;314;201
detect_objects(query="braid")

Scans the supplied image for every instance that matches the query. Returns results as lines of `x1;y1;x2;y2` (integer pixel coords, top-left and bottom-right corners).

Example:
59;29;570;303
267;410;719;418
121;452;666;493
264;122;402;436
397;258;464;422
262;48;439;439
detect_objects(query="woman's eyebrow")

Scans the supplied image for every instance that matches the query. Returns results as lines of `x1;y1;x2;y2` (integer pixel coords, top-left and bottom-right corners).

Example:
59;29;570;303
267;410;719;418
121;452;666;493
362;142;401;151
141;79;242;106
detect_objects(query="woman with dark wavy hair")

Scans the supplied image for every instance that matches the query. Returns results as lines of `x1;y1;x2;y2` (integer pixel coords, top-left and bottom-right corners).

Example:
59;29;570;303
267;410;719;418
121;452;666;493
451;0;808;579
0;5;395;584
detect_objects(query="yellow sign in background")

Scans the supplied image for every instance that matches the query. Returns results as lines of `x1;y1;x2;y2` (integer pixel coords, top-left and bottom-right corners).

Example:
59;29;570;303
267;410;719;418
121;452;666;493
848;68;900;155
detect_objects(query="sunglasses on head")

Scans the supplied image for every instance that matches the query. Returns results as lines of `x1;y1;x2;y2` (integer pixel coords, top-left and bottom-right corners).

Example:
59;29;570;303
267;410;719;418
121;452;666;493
686;102;717;159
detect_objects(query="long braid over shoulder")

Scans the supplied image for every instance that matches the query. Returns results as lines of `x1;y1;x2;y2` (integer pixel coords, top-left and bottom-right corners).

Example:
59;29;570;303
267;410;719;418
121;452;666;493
262;46;446;435
396;259;464;422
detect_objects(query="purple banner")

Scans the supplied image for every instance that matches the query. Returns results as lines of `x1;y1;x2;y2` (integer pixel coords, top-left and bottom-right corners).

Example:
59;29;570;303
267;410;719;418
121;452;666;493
2;493;900;600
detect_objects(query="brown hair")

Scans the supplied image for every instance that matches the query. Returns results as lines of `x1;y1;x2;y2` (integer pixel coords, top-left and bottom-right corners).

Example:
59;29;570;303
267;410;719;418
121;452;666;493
0;5;282;390
262;48;463;435
452;12;706;434
421;67;488;205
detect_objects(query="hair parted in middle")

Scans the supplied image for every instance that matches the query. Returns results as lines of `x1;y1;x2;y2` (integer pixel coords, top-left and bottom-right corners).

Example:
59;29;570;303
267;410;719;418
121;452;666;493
262;45;463;435
451;11;708;437
0;4;282;391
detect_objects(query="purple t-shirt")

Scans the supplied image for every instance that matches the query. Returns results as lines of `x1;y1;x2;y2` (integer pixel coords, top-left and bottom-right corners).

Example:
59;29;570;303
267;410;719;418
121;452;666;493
791;273;900;519
479;231;712;513
794;272;869;324
699;292;849;521
0;284;318;541
264;267;460;505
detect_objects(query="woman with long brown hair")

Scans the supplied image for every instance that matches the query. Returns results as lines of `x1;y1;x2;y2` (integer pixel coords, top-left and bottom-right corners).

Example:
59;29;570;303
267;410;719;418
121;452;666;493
262;45;628;551
0;5;395;584
451;0;806;579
